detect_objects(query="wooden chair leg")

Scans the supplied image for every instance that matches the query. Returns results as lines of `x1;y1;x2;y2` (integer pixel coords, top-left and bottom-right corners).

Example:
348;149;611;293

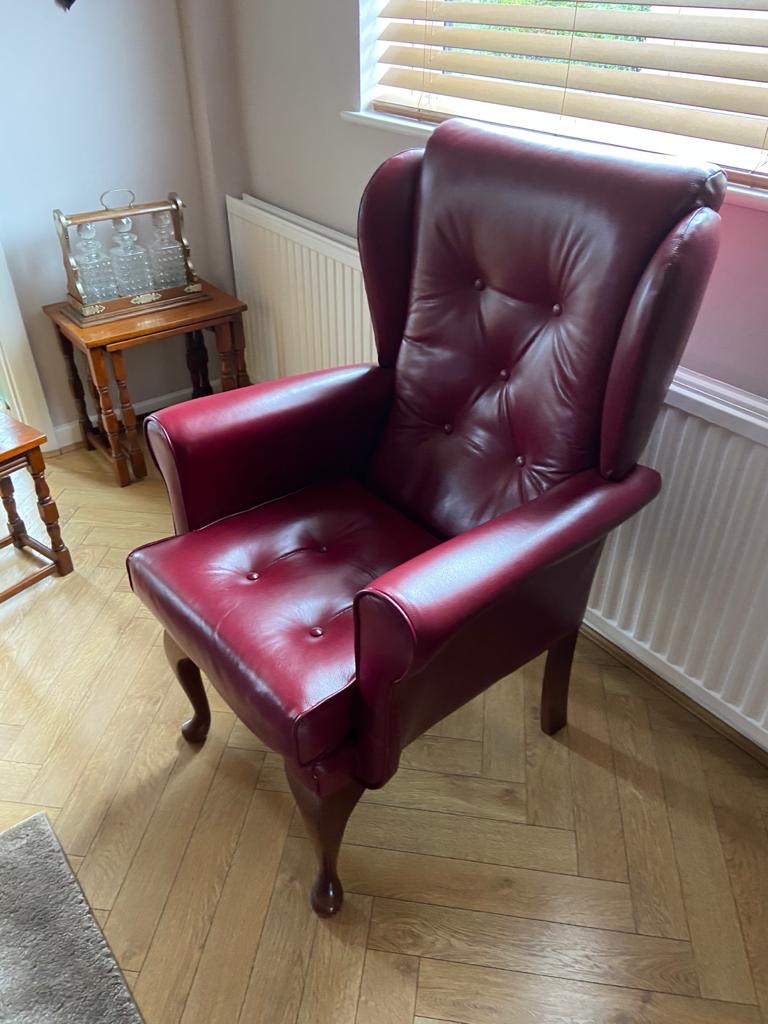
163;631;211;743
285;761;364;918
540;630;578;735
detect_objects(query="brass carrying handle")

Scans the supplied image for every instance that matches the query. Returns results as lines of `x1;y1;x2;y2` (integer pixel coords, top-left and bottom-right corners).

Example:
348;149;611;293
100;188;137;211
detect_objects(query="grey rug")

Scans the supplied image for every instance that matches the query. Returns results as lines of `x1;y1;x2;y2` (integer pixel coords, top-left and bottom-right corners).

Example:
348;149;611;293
0;813;143;1024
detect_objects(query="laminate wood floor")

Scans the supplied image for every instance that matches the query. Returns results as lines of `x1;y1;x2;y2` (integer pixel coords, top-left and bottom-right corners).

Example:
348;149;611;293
1;447;767;1024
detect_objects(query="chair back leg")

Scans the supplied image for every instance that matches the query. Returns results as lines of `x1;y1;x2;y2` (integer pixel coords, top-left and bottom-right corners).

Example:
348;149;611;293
163;631;212;743
540;630;579;735
285;761;364;917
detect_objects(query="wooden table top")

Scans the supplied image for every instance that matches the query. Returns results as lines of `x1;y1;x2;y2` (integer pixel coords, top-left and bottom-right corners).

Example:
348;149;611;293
43;280;247;349
0;410;46;462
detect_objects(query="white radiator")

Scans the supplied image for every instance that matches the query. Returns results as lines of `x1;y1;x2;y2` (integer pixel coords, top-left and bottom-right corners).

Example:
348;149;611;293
227;196;375;382
227;195;768;752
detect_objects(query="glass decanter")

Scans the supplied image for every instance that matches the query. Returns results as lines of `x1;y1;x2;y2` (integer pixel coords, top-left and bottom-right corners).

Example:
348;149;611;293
72;223;119;304
148;211;187;289
110;216;154;297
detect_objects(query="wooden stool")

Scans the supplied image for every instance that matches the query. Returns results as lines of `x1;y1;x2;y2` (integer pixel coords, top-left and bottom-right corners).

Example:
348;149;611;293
0;412;73;603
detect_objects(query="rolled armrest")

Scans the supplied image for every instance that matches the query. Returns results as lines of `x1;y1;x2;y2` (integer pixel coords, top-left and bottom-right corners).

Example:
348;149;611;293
146;364;394;532
355;466;660;677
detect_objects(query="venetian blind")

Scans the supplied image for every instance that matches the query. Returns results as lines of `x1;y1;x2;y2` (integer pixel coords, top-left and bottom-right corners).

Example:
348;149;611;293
372;0;768;184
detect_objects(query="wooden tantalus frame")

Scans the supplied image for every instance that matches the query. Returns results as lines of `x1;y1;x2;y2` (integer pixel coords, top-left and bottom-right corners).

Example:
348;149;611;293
53;192;211;326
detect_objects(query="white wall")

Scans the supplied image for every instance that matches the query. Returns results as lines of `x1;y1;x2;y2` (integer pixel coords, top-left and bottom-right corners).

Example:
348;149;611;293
0;0;210;429
233;0;768;398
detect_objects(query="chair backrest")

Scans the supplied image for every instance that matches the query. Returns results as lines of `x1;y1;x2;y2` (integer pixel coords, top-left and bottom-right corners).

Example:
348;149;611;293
360;119;725;538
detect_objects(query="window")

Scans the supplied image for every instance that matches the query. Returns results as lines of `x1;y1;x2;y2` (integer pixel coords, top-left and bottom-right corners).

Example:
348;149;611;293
367;0;768;187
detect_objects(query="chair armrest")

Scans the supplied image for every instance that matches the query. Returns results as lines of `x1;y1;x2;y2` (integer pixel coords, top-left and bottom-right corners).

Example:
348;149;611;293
355;466;660;678
146;364;393;532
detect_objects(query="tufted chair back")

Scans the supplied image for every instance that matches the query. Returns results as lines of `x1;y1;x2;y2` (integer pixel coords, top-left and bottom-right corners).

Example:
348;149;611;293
361;119;725;538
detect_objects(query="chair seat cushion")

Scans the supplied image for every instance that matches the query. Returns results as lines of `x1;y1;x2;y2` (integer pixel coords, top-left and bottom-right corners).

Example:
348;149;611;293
127;479;438;765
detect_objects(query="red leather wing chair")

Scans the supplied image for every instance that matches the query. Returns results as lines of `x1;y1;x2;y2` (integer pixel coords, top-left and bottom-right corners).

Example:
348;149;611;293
128;119;725;916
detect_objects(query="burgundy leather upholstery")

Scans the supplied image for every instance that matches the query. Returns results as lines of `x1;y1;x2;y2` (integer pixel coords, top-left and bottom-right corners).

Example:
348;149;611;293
145;365;393;533
601;206;721;479
129;480;437;764
128;119;724;795
358;148;423;367
366;120;725;537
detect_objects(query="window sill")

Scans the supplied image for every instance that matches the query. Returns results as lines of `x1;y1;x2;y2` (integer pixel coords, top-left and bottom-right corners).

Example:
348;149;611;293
340;109;768;212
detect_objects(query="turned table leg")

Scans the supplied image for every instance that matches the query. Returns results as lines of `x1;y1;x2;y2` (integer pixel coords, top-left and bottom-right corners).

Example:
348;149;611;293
231;315;252;388
109;348;147;480
86;371;100;416
55;328;94;450
185;331;213;398
87;348;131;487
26;447;73;576
0;476;28;549
214;323;236;392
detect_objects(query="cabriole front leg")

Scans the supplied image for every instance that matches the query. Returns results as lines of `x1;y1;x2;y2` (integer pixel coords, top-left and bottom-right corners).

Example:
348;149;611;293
285;761;364;917
163;631;211;743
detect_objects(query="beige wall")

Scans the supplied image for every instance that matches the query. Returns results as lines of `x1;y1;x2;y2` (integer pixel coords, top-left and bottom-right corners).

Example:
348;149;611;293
0;0;211;428
177;0;250;294
233;0;768;398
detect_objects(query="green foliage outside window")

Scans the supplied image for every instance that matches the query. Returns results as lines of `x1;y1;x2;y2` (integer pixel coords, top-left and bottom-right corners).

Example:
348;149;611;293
445;0;651;71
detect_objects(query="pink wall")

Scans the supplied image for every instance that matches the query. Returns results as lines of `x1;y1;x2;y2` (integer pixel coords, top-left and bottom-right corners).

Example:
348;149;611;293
682;199;768;398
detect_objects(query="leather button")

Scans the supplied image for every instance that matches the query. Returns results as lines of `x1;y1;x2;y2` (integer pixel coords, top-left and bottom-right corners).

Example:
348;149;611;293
552;303;562;316
319;545;328;553
516;455;526;466
443;423;453;434
499;369;509;380
309;626;324;637
473;278;485;290
246;572;260;581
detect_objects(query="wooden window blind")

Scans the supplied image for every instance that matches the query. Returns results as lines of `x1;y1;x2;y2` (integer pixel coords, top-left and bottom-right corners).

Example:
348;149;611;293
372;0;768;186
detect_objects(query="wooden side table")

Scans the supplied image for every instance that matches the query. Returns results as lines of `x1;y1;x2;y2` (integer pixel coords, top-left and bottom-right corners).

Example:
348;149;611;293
44;280;251;487
0;411;73;603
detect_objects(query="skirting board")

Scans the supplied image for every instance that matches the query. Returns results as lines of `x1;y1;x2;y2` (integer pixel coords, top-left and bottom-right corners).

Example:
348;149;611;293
581;622;768;770
53;382;221;451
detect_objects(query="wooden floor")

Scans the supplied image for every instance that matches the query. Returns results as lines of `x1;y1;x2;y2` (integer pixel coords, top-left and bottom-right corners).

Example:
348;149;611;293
1;447;767;1024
